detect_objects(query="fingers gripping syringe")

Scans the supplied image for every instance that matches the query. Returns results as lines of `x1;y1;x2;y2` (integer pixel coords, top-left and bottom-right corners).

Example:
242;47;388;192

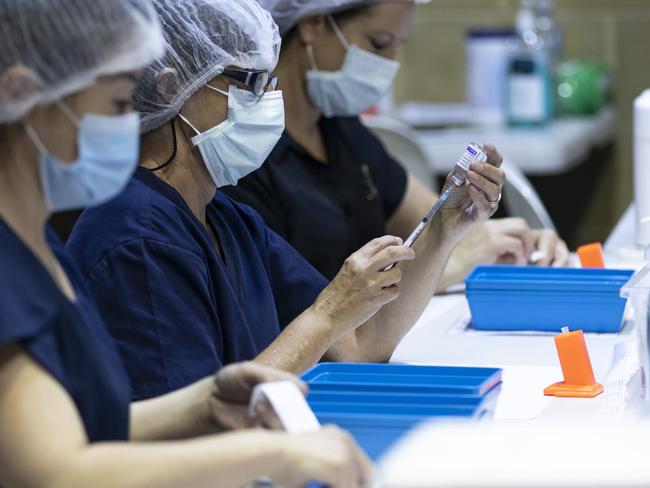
383;143;487;272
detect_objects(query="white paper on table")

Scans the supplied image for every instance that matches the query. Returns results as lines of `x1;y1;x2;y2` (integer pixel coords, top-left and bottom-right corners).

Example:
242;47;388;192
493;366;561;420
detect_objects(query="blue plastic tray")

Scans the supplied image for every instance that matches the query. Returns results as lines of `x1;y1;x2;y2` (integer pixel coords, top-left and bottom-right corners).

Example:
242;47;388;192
302;362;502;396
302;363;502;460
465;265;634;333
307;390;493;407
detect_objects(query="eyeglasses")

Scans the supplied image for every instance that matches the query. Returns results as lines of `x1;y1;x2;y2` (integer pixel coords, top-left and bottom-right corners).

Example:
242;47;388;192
222;68;278;97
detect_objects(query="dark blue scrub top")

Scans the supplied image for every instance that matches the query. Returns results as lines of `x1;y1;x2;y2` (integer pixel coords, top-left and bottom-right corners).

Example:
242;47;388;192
0;218;130;442
67;167;328;400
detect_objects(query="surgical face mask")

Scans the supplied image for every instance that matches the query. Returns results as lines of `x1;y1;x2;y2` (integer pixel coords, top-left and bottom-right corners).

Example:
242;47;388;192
24;101;140;212
306;16;401;118
179;84;285;188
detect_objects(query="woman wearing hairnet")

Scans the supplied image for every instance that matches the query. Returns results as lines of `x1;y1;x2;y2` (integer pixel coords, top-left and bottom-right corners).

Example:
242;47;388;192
224;0;570;286
0;1;372;486
68;0;505;400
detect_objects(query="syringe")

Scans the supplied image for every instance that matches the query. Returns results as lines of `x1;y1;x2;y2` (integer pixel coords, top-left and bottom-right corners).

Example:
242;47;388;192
383;143;487;272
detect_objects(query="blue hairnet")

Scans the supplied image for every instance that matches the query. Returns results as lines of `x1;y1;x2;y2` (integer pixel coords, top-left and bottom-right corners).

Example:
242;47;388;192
0;0;164;123
134;0;281;133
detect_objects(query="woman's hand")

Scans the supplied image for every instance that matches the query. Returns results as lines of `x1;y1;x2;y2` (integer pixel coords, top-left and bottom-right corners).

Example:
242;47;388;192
312;236;415;337
438;143;505;245
207;362;307;431
275;426;374;488
452;218;536;271
440;219;571;288
531;228;571;267
452;220;570;270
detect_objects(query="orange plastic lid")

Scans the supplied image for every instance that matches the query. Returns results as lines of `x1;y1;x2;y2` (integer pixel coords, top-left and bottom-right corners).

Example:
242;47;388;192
577;242;605;268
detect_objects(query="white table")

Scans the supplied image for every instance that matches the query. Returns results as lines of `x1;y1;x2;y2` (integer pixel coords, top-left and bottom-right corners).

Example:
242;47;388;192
389;294;636;421
381;260;650;486
414;108;616;176
380;259;646;485
389;251;645;422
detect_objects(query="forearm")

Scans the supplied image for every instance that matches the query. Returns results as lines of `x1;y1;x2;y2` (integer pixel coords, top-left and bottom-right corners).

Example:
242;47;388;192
350;218;456;362
436;245;470;292
48;430;285;488
130;377;216;441
255;305;338;374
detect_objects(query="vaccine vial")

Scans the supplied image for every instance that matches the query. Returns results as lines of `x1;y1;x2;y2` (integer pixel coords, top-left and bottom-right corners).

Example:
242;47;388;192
450;142;487;187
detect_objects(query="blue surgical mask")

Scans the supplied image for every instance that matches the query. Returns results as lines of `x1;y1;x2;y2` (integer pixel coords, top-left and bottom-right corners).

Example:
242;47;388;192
179;85;285;188
305;15;400;118
25;101;141;212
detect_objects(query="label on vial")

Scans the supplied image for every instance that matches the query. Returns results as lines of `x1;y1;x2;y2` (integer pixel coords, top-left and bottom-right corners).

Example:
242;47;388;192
457;152;474;171
509;74;545;121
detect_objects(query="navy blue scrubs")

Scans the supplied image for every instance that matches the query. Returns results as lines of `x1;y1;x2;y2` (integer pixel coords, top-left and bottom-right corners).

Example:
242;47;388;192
67;167;328;400
0;218;130;442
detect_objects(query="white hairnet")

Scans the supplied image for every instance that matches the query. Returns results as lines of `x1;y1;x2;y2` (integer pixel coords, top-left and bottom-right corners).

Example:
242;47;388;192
259;0;430;36
134;0;281;133
0;0;164;124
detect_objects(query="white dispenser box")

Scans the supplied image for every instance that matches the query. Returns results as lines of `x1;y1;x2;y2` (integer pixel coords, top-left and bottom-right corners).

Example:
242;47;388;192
635;89;650;246
621;247;650;401
465;30;516;125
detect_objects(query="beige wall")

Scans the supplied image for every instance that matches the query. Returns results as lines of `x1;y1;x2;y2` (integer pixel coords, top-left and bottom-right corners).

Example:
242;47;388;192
395;0;650;239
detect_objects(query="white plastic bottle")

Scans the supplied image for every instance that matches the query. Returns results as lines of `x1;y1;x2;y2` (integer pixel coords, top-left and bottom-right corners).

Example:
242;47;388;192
635;89;650;246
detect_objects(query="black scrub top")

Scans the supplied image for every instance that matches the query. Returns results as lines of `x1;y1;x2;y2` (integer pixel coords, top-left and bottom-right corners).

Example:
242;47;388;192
223;116;408;280
67;168;328;400
0;218;131;442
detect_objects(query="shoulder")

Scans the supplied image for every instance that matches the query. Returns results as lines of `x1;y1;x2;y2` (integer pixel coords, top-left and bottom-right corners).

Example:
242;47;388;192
67;173;207;274
326;116;397;167
327;117;406;179
332;116;381;144
337;117;404;165
334;116;367;131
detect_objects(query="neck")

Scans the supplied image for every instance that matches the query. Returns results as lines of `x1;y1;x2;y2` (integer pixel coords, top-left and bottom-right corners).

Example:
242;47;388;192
0;126;50;255
0;126;78;303
276;45;323;144
140;120;216;225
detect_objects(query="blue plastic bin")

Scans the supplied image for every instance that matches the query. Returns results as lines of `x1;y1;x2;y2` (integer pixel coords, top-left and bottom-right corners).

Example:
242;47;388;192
302;362;501;396
465;265;634;333
302;363;502;460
